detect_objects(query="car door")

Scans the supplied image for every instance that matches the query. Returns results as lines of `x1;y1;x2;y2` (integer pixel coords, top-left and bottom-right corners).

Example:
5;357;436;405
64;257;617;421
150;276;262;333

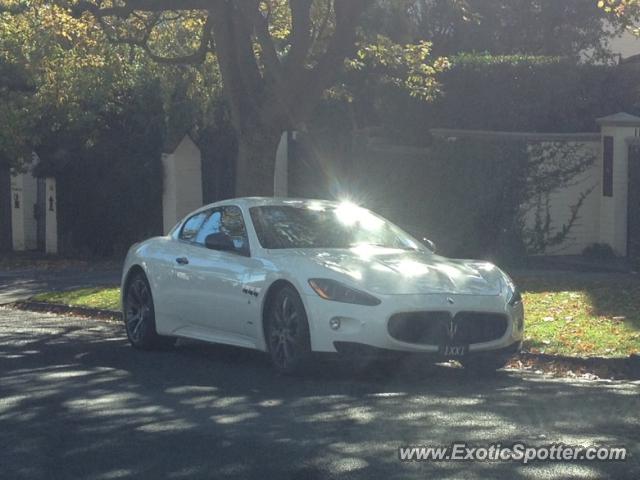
174;206;260;341
159;210;210;333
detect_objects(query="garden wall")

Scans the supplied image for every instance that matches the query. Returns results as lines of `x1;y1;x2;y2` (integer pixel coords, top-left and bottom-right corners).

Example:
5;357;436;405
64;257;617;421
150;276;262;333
288;128;602;261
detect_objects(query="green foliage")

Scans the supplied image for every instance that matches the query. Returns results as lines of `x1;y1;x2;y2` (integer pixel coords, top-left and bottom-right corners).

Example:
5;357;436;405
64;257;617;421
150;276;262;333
0;2;144;166
367;55;639;146
518;272;640;357
373;0;619;60
341;35;450;102
599;0;640;36
32;287;120;310
40;81;166;257
0;1;230;255
315;135;595;263
197;98;238;203
0;2;225;169
582;243;617;260
422;138;595;260
451;52;564;66
418;138;530;260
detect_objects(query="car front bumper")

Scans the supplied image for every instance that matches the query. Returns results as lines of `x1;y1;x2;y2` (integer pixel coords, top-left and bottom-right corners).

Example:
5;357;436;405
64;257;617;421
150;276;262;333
302;291;524;355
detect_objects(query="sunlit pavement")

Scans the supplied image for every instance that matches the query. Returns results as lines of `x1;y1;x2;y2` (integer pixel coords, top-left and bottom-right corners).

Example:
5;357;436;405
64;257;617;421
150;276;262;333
1;308;638;480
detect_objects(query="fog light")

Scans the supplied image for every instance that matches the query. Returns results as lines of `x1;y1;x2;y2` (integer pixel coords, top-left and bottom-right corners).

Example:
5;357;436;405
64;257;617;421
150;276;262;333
329;317;341;330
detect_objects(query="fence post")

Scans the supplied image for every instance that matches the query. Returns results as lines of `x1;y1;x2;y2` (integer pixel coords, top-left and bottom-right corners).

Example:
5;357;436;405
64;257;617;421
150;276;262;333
162;135;203;234
596;112;640;256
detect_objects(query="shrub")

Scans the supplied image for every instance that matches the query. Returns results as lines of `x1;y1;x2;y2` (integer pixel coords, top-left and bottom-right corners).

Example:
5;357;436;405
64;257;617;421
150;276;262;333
323;135;595;264
370;55;639;145
37;81;165;257
582;243;617;260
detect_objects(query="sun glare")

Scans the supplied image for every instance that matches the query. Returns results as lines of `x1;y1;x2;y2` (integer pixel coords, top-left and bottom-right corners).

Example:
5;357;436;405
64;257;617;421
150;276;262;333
335;201;384;230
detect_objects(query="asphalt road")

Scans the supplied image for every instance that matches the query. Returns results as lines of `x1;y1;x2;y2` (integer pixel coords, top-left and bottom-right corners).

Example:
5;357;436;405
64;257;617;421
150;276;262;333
1;308;638;480
0;268;121;305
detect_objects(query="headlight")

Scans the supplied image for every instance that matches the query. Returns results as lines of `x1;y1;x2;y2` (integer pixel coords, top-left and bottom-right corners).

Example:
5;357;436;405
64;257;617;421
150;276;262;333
308;279;381;306
502;273;522;306
508;288;522;306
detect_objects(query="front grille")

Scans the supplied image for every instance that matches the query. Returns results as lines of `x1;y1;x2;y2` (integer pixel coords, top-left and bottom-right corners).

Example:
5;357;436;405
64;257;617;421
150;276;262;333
388;311;508;345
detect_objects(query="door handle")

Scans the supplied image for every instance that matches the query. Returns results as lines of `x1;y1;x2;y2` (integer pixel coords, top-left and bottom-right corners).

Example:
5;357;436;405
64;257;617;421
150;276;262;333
175;257;189;265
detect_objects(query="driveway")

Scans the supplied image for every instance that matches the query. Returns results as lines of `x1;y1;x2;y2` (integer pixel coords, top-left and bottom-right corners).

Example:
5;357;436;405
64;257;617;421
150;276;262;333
0;267;121;305
1;308;638;479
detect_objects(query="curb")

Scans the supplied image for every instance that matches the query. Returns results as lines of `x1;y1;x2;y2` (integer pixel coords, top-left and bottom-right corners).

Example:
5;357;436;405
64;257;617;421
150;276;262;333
513;351;640;380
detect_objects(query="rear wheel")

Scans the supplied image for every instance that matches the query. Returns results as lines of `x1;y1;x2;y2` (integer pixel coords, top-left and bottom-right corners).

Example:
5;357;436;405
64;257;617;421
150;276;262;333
265;286;312;375
123;271;174;350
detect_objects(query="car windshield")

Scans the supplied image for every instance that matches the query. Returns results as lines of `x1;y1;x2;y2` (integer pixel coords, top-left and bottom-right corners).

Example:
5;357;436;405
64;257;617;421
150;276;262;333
249;203;422;250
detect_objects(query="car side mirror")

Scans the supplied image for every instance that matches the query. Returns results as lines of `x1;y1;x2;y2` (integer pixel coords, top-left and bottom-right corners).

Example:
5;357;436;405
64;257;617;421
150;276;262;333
205;233;236;252
421;237;437;253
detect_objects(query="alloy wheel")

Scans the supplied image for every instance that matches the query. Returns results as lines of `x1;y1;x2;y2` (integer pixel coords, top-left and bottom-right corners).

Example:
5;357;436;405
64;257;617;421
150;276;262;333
125;277;151;344
267;288;310;373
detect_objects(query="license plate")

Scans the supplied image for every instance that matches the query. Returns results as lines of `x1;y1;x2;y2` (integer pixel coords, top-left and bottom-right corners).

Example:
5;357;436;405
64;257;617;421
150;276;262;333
439;344;468;357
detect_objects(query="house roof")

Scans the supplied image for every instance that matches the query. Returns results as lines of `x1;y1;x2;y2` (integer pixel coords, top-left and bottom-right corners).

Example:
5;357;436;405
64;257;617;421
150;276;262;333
596;112;640;126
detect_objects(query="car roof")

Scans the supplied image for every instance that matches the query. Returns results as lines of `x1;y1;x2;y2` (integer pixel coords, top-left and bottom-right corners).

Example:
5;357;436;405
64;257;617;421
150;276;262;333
200;197;341;210
171;197;344;235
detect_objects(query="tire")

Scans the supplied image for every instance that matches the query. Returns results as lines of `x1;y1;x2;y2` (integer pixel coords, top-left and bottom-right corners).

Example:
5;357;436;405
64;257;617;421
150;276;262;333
460;354;510;375
265;285;312;375
123;271;175;350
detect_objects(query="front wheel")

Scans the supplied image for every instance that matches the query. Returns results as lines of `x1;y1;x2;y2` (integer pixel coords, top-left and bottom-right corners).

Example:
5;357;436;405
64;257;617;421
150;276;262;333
123;271;175;350
265;286;312;375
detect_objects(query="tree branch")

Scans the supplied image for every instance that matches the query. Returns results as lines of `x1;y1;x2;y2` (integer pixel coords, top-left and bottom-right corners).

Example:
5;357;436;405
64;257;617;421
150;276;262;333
93;11;214;65
72;0;212;18
292;0;371;119
143;15;214;65
285;0;313;69
236;1;282;81
311;0;333;45
209;1;262;132
0;3;29;14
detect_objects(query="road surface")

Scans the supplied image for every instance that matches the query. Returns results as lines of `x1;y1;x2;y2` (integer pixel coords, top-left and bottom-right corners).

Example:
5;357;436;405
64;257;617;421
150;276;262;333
1;308;638;479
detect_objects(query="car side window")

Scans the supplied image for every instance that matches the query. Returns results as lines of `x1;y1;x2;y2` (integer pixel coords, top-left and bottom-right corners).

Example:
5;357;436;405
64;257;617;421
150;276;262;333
221;207;249;252
195;210;222;244
194;206;250;253
179;211;208;242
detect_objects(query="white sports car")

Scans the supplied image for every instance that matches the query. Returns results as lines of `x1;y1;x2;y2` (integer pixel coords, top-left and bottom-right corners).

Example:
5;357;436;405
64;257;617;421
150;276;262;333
121;197;524;374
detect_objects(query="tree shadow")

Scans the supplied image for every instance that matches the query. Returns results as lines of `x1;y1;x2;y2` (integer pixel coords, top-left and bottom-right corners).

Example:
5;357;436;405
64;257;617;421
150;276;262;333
1;312;639;480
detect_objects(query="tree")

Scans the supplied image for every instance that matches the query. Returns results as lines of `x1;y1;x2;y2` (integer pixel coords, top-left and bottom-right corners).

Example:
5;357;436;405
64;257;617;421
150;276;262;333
61;0;374;196
373;0;619;61
0;1;225;169
599;0;640;36
0;1;144;167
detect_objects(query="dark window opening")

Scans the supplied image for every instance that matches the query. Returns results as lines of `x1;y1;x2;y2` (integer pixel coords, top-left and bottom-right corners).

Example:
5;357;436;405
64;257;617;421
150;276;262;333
603;136;614;197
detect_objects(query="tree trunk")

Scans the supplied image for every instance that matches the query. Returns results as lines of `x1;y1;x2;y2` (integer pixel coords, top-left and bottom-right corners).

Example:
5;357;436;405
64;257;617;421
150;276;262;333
234;127;283;197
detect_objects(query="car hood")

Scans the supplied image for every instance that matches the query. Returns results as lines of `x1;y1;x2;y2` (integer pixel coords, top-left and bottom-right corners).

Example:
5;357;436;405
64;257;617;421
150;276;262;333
272;247;505;296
